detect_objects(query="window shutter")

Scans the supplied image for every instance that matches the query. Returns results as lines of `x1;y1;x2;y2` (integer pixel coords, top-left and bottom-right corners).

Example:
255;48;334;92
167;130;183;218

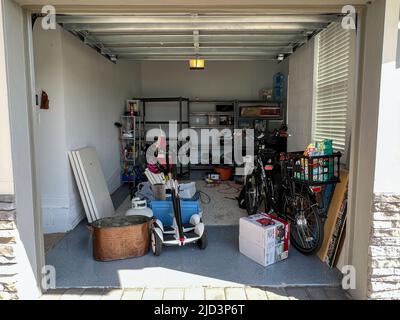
313;23;352;152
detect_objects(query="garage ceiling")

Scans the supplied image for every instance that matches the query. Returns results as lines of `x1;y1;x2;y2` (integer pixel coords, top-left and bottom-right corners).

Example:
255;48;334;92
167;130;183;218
56;13;343;61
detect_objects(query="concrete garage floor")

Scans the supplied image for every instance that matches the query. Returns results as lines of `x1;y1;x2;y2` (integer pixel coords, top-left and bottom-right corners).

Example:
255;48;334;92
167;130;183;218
44;181;344;292
46;223;342;288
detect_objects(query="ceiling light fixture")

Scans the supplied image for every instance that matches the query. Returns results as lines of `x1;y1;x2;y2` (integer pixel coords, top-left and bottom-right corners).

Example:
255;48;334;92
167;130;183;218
277;54;285;62
189;56;205;70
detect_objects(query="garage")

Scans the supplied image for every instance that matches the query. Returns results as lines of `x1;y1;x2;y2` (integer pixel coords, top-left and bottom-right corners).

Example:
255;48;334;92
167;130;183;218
1;0;399;303
31;10;356;294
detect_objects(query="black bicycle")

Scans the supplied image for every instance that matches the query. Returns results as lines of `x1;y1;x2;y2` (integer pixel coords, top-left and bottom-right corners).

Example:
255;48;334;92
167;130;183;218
245;136;341;255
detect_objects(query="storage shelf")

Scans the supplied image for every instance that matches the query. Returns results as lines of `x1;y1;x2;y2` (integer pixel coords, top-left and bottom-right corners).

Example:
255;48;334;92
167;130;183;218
239;116;282;120
237;100;282;104
121;115;143;119
121;137;142;141
190;100;234;104
133;97;190;102
190;125;234;129
129;97;284;179
190;112;234;116
119;106;143;188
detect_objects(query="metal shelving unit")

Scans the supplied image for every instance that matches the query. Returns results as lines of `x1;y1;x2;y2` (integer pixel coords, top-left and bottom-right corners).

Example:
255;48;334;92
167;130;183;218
118;114;143;197
236;100;285;134
188;100;236;173
123;98;285;178
134;97;190;178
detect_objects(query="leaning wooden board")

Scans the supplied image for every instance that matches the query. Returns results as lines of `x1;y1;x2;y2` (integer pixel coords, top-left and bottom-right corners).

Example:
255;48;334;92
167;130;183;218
317;170;349;263
75;147;115;221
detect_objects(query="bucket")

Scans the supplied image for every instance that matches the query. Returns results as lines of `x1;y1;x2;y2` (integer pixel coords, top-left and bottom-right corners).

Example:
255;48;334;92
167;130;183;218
152;184;166;201
214;166;233;181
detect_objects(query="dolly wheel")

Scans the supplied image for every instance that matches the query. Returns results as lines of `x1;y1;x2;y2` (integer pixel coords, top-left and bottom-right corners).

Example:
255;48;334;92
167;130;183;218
151;229;162;256
197;230;208;250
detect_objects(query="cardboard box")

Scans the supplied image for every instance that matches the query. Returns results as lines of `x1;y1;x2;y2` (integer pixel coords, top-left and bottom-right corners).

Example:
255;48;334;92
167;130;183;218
240;106;280;118
239;213;290;267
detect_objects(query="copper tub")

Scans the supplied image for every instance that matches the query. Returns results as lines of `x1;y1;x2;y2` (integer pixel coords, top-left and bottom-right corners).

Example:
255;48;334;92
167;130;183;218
92;216;151;261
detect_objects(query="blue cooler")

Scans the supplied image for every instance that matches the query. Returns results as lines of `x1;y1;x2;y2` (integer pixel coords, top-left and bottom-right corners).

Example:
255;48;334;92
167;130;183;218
149;200;200;227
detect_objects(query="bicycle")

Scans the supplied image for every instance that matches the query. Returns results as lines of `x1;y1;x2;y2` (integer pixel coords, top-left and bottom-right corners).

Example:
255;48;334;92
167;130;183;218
245;135;341;255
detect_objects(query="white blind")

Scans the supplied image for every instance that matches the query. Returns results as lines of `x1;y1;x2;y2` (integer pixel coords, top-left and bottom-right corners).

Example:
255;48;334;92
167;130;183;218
313;23;352;152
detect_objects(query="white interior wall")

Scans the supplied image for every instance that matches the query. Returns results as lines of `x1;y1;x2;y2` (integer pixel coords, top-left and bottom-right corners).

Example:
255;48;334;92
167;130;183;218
33;23;142;233
140;60;285;100
61;30;142;227
140;60;287;121
286;39;315;151
33;25;70;233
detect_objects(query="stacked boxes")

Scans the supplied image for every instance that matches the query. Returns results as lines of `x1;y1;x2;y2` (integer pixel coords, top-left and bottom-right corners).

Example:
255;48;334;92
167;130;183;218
239;213;290;267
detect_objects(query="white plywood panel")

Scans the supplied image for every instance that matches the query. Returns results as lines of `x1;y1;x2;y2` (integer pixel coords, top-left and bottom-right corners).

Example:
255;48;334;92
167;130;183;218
68;151;97;223
75;147;115;219
74;150;99;222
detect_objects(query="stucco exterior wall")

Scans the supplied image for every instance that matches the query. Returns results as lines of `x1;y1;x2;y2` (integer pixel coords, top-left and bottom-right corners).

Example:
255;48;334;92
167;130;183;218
369;194;400;299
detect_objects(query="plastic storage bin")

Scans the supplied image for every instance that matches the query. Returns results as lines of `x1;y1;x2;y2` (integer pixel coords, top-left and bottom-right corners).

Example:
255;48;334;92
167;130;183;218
178;182;196;199
149;200;200;226
290;153;342;185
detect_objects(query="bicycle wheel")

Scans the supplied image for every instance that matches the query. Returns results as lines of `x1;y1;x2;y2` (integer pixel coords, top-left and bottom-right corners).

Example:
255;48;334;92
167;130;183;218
283;192;323;255
245;174;262;216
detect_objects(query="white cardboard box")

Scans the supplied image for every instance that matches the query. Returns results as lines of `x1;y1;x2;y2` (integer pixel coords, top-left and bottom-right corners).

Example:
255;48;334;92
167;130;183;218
239;213;290;267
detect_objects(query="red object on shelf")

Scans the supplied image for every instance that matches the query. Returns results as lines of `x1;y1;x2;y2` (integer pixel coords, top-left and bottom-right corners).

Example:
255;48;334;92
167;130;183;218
240;106;281;118
259;107;280;117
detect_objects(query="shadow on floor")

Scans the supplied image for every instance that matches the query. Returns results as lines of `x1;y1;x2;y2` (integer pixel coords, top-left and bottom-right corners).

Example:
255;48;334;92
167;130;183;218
44;233;66;254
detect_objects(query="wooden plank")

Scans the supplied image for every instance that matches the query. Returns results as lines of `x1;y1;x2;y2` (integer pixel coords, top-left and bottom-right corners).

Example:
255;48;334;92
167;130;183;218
68;151;96;223
75;147;115;220
317;170;349;262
